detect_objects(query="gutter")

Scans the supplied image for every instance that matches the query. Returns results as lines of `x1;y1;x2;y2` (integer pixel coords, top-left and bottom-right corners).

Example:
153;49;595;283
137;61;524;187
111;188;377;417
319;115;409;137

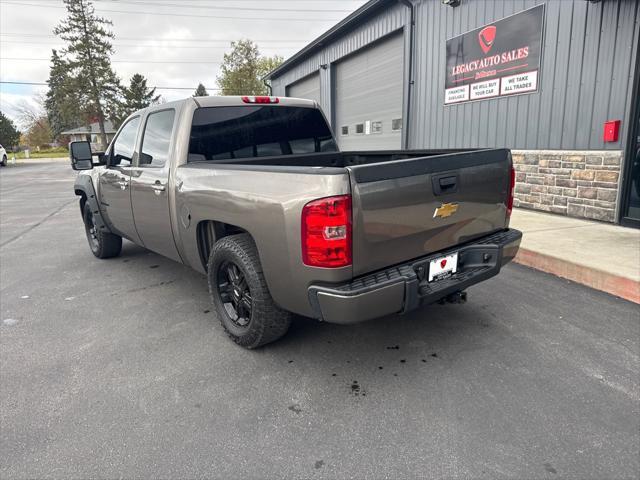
398;0;415;150
263;0;390;81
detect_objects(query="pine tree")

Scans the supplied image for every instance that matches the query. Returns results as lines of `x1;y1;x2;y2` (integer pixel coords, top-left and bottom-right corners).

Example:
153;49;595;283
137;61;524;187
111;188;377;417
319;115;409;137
124;74;160;110
54;0;120;147
45;49;81;137
113;73;160;125
193;83;209;97
0;111;21;149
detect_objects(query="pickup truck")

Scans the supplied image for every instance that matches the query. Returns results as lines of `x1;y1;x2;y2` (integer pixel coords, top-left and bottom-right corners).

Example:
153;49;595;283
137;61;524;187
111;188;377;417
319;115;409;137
70;95;522;348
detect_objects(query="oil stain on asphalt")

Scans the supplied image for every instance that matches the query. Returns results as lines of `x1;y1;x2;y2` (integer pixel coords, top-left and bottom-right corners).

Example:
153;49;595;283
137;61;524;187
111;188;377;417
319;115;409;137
350;381;365;397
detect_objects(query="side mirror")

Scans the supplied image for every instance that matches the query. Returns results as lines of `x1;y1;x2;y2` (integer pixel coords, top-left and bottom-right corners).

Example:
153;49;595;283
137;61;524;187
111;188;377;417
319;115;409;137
139;152;153;165
69;141;94;170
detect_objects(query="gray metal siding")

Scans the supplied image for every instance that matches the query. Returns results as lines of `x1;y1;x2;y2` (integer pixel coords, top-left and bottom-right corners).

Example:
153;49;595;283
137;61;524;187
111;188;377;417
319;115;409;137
285;73;321;104
410;0;639;151
272;2;408;127
334;32;404;150
270;0;638;151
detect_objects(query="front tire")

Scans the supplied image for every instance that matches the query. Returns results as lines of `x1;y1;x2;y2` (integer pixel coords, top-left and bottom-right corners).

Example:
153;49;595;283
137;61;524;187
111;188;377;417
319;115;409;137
1;155;6;166
208;234;292;348
83;202;122;258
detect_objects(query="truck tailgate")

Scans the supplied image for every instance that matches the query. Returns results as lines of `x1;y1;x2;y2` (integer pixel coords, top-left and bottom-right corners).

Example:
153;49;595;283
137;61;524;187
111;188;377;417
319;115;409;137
347;149;512;276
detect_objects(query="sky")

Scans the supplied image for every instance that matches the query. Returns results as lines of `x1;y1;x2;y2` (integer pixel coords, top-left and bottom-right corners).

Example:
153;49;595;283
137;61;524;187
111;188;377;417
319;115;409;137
0;0;369;129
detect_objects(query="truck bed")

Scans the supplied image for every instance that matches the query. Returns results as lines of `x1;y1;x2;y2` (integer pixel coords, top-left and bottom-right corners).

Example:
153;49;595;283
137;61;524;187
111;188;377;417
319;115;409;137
193;149;476;168
186;148;512;277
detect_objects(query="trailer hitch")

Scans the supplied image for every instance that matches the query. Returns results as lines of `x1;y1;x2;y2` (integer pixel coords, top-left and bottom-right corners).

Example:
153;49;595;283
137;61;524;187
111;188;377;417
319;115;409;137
438;290;467;305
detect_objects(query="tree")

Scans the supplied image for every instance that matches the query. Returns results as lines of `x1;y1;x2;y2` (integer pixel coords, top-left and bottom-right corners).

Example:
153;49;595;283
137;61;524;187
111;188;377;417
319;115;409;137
193;83;209;97
25;118;54;149
258;55;284;87
217;39;283;96
0;111;21;149
45;49;82;137
113;73;160;125
54;0;121;147
14;92;47;131
14;96;54;148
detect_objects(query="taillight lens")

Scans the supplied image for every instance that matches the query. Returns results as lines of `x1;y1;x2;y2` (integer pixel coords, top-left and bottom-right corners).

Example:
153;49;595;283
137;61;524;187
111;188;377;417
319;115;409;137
301;195;352;268
241;96;279;104
506;166;516;220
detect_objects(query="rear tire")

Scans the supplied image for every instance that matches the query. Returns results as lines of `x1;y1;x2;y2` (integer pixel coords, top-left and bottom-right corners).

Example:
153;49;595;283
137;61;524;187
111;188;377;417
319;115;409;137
83;202;122;259
1;155;6;166
208;233;292;348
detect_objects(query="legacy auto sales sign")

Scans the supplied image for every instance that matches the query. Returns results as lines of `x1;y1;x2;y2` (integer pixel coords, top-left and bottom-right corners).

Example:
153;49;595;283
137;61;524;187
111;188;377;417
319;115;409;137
445;5;544;105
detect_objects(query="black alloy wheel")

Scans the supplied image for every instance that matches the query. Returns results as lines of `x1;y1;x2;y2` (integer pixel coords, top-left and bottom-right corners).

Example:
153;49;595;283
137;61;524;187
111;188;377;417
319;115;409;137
84;208;100;253
207;233;292;348
82;202;122;259
217;261;253;328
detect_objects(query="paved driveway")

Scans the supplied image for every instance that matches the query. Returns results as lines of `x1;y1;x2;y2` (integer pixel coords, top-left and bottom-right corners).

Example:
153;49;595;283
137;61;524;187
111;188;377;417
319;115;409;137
1;162;638;479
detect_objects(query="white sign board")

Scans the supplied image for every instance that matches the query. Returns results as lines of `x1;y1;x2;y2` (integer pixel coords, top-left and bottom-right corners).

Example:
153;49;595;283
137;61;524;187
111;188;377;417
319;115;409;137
445;85;469;104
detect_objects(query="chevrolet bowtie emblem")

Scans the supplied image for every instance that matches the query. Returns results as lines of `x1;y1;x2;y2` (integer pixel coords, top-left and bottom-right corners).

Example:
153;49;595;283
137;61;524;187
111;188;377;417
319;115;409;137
433;203;459;219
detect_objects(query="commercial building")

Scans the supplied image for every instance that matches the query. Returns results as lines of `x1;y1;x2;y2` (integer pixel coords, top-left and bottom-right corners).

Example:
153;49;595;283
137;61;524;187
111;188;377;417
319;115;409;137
265;0;640;227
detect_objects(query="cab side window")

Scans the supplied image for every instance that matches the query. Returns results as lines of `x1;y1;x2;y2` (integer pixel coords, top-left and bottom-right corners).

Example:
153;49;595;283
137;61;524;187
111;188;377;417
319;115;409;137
111;116;140;166
139;109;175;168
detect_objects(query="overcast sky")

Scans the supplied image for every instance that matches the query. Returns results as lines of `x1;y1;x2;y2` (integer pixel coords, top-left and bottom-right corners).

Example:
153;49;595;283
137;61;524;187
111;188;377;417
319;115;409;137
0;0;369;128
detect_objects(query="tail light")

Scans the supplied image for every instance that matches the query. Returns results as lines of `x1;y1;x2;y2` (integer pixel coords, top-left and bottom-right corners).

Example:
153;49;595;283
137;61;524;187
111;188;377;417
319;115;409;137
241;96;279;104
506;166;516;220
301;195;352;268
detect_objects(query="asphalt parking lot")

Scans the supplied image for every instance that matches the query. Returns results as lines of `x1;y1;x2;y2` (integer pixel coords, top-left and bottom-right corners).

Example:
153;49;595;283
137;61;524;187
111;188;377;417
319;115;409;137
1;161;639;479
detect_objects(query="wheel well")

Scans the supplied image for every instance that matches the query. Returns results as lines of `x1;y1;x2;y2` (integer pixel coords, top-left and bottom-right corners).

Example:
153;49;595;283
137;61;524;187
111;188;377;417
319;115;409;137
197;220;248;270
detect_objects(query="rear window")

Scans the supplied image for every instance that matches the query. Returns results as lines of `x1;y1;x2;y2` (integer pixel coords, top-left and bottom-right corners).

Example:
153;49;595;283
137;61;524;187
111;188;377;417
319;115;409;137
188;106;337;162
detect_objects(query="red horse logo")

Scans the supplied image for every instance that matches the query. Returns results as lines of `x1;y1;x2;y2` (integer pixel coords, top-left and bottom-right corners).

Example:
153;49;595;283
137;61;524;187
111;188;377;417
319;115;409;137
478;25;497;54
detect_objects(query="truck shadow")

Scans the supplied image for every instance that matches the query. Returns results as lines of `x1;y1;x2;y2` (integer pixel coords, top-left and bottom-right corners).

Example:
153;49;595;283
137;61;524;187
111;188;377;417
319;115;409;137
118;240;504;375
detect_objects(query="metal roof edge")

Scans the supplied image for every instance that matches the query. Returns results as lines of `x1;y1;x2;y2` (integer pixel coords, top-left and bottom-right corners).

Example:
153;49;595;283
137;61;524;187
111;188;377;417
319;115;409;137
264;0;393;80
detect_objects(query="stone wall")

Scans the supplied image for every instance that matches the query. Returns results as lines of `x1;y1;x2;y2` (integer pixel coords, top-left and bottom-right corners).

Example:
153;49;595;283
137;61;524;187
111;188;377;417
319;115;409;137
511;150;623;223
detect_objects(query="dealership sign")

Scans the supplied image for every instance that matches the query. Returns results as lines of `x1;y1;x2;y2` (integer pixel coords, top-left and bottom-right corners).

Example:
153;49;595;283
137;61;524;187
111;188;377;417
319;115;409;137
445;5;544;105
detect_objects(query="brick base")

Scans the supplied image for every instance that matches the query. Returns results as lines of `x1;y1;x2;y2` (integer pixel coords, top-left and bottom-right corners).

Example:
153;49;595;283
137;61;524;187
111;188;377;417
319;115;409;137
511;150;622;223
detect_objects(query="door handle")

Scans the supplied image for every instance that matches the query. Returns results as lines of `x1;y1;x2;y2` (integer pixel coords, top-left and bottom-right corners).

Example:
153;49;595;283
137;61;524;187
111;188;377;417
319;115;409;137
117;180;129;190
432;173;459;195
152;181;166;195
439;177;457;189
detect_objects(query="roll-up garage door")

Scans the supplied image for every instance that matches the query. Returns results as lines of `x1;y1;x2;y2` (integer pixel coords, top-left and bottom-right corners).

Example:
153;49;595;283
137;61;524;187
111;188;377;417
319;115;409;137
286;72;321;105
335;32;404;150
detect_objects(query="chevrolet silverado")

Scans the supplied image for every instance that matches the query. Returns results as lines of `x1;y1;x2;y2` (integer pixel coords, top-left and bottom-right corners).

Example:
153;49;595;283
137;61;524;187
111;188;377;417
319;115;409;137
70;95;521;348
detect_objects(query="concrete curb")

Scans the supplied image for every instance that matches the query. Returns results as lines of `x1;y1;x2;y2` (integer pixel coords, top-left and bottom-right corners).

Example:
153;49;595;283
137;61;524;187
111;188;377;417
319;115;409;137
514;248;640;304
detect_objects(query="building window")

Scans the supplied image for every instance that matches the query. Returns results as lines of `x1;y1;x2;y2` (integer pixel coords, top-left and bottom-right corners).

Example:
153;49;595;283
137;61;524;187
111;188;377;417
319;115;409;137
341;126;349;136
371;121;383;134
392;118;402;131
355;123;364;134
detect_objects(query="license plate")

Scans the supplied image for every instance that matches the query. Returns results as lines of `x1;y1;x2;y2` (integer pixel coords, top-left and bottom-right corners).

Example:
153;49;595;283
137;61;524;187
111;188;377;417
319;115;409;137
428;252;458;282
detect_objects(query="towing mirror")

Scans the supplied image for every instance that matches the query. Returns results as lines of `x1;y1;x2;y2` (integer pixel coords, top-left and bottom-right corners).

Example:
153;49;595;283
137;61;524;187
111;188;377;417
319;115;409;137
69;141;94;170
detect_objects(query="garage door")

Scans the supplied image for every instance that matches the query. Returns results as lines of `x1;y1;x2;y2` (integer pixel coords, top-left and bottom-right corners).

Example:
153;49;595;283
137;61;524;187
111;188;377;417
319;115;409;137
286;73;321;104
335;32;404;150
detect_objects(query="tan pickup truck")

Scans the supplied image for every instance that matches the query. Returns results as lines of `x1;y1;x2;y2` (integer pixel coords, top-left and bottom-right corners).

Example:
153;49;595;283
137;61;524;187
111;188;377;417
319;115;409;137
70;95;521;348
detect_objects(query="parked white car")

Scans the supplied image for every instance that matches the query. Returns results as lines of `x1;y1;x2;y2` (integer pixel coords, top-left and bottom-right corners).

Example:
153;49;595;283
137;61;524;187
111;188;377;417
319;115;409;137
0;144;7;167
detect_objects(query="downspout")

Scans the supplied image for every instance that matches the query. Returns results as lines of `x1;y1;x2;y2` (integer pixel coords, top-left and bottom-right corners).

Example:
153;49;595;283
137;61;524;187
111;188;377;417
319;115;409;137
398;0;415;150
263;78;273;96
